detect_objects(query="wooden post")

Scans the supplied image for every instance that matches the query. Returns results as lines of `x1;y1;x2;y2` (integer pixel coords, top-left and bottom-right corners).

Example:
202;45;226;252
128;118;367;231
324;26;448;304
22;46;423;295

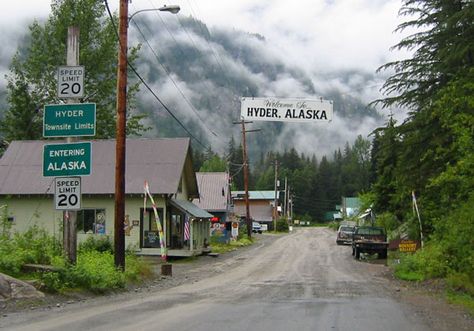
63;26;80;265
241;120;252;239
273;160;278;231
114;0;128;270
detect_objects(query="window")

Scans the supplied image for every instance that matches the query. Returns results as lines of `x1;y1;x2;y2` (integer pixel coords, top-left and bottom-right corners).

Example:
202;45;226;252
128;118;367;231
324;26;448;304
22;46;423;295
77;209;106;234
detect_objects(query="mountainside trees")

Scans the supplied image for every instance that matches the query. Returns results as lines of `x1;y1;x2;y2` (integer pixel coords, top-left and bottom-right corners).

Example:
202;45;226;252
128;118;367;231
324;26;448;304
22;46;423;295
371;0;473;290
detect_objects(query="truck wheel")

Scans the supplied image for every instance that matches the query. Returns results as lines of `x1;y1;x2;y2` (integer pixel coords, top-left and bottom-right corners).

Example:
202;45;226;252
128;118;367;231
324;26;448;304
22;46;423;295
354;247;360;259
379;250;387;259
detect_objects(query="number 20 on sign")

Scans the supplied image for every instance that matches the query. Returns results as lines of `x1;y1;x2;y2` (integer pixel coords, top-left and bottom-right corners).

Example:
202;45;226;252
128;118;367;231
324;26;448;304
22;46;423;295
55;177;81;210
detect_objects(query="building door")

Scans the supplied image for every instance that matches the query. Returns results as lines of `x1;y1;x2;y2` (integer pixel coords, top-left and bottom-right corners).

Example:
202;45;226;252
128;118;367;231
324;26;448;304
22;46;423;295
140;208;164;248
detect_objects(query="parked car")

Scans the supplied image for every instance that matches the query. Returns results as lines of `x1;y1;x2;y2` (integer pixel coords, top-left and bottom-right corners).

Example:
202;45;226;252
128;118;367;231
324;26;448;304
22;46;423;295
252;222;263;234
351;226;388;259
336;225;355;245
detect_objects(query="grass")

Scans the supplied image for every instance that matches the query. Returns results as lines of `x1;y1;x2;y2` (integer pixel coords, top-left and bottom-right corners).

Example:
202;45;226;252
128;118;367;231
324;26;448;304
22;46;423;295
446;291;474;315
210;237;254;254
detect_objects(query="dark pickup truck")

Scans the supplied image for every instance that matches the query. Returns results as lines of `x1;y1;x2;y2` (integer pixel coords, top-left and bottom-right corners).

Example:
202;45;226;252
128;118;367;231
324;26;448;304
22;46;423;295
352;226;388;259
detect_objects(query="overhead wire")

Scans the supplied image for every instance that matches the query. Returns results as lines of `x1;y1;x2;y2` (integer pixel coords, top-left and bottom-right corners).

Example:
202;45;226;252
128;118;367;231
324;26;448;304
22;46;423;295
103;0;208;149
129;17;218;137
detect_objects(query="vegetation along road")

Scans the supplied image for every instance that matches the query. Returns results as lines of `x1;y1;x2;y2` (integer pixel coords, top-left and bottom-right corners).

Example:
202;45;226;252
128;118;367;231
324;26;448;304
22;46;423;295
1;227;472;331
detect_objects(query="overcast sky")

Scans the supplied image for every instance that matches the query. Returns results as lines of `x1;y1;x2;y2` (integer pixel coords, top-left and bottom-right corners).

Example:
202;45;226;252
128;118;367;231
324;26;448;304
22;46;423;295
1;0;406;72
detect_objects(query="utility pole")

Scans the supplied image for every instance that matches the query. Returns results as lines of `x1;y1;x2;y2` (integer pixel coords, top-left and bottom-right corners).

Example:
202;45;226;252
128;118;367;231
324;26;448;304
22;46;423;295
234;120;259;238
63;26;79;265
273;160;279;231
284;176;288;219
114;0;129;270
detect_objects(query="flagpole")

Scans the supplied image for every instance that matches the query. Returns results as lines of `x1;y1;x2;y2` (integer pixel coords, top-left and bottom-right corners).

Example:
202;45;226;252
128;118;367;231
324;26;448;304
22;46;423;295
412;191;424;249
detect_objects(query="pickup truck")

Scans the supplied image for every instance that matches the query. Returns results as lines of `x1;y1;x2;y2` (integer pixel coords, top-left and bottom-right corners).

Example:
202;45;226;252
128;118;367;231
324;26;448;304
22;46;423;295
351;226;388;259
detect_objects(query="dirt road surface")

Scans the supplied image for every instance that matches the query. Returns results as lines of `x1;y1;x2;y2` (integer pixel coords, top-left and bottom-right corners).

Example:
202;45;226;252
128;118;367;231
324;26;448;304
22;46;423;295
1;227;472;331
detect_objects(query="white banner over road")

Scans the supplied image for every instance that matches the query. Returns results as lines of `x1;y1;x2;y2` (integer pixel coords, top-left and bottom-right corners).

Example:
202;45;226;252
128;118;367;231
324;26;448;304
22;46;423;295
240;97;333;123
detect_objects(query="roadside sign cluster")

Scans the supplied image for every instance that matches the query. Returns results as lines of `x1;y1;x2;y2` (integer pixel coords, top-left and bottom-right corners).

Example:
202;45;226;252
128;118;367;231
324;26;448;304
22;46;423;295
43;66;96;210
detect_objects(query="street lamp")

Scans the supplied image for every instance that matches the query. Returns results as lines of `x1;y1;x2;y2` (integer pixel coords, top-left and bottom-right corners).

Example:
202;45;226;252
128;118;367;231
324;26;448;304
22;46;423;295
114;1;180;269
128;5;181;22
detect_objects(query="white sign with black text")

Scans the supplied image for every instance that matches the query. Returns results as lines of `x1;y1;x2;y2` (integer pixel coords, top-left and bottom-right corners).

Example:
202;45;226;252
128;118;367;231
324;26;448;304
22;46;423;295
241;97;333;123
57;66;85;98
54;177;81;210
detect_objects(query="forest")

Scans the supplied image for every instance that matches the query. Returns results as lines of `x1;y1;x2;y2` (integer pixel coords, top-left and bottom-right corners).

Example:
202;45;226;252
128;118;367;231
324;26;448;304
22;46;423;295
192;134;372;222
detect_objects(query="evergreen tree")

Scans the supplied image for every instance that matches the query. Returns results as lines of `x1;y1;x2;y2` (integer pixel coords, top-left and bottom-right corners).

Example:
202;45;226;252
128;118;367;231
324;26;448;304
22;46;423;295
376;0;474;109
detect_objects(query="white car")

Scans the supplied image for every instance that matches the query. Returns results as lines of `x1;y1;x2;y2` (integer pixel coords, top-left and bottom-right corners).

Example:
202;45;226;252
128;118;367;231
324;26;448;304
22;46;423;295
252;222;262;234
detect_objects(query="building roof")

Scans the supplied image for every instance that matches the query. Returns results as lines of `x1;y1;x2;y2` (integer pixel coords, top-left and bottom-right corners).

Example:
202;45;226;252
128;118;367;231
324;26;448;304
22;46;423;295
232;190;279;200
170;199;213;219
0;138;198;196
233;201;274;223
192;172;229;212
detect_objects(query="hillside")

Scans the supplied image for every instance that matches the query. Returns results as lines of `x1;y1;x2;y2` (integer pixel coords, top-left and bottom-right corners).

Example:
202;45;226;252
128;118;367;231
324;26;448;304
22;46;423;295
0;14;383;160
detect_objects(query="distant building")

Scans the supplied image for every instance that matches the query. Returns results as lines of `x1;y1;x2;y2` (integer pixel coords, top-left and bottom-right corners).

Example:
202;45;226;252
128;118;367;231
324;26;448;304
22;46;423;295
193;172;231;242
232;190;280;230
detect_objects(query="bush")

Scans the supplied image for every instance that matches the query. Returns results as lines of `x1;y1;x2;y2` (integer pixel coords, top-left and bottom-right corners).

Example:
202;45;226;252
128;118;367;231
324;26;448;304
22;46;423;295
68;251;125;292
79;235;114;253
276;218;289;232
0;225;62;276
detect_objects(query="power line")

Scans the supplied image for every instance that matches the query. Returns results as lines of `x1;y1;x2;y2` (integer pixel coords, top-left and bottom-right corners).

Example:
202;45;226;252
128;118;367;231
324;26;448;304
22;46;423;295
130;18;218;137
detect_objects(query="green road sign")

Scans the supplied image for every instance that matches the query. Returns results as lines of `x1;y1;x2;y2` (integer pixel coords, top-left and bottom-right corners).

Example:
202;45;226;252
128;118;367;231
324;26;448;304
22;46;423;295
43;103;96;137
43;142;92;177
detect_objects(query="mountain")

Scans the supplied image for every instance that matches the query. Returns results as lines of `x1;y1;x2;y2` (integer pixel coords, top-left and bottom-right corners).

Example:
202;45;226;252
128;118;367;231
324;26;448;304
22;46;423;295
0;14;383;161
130;15;383;159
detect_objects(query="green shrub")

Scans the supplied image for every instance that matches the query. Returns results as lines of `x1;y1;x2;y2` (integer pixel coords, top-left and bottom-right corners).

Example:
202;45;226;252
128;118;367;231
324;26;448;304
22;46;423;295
0;225;62;276
79;235;114;253
68;251;125;292
124;254;153;283
446;272;474;297
276;218;289;232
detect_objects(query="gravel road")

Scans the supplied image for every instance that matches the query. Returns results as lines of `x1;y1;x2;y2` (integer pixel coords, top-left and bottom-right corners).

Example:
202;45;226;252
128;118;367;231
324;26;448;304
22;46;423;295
0;227;472;331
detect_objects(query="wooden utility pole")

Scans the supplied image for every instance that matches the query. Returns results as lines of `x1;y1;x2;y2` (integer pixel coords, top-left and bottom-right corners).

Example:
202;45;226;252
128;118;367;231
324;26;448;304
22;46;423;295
273;160;279;231
234;120;259;238
283;176;288;219
63;26;80;265
114;0;129;269
241;120;251;239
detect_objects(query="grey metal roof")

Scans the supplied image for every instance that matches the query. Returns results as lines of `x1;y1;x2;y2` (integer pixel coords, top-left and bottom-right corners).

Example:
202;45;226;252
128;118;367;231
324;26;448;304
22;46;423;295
170;199;213;218
0;138;194;195
193;172;229;212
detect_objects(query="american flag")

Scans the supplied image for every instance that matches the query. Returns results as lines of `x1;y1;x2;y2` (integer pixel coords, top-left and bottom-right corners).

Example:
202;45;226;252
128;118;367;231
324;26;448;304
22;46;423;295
184;215;190;241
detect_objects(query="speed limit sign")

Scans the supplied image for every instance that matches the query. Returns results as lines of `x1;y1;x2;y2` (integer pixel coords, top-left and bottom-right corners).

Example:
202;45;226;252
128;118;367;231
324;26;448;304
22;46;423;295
57;66;84;98
54;177;81;210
